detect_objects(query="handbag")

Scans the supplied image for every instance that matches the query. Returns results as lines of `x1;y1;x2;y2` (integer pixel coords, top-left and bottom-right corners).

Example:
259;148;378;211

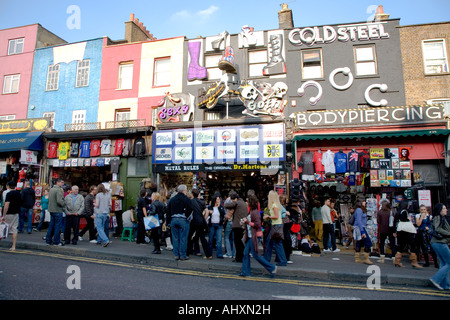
144;215;160;230
427;216;444;240
0;221;9;239
396;221;416;234
270;224;284;241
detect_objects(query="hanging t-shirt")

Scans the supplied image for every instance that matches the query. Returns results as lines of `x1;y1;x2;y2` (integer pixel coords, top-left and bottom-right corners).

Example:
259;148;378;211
298;151;314;175
334;151;347;173
122;139;132;157
114;138;124;156
70;142;79;158
348;150;359;172
79;141;91;158
48;142;58;159
110;158;121;174
101;139;112;155
90;140;101;157
322;150;335;174
313;151;325;173
359;151;370;173
133;137;146;159
58;142;70;160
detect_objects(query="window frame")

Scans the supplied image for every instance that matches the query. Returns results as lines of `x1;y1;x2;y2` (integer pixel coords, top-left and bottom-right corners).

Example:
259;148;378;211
153;57;171;88
117;62;134;90
8;38;24;55
248;49;268;78
354;44;378;77
115;108;131;122
75;59;90;87
43;112;55;129
422;39;449;75
204;53;222;80
46;64;60;91
3;74;20;94
72;109;86;124
301;48;324;80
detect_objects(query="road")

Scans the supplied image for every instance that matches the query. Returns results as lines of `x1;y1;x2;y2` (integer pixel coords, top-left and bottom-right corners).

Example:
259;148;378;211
1;249;449;304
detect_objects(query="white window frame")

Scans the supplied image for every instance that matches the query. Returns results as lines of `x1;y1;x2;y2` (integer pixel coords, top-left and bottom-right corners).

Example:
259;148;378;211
205;54;222;80
422;39;449;75
115;109;131;122
3;74;20;94
301;49;323;80
248;49;268;78
153;57;171;87
354;45;378;76
46;64;60;91
8;38;24;55
72;110;86;124
76;59;90;87
43;112;55;129
118;62;133;90
0;115;16;121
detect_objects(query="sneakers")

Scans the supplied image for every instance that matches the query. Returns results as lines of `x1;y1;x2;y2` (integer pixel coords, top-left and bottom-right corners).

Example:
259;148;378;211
89;240;97;244
102;241;111;247
223;254;232;258
332;248;341;253
430;278;443;290
323;248;331;253
78;236;83;241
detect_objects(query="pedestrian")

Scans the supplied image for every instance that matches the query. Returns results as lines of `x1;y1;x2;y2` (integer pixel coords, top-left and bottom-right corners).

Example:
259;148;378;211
122;206;137;240
136;189;148;245
46;178;65;246
63;185;84;245
149;192;166;254
224;191;248;263
206;195;226;259
19;180;35;234
415;204;438;267
263;190;287;266
311;200;323;242
429;203;450;290
376;200;396;263
94;183;112;247
187;188;211;259
161;187;173;250
222;191;235;258
79;185;98;243
167;184;193;260
344;205;355;248
239;194;277;278
394;200;422;268
279;194;293;264
1;181;21;251
353;201;373;264
322;198;340;253
34;188;49;232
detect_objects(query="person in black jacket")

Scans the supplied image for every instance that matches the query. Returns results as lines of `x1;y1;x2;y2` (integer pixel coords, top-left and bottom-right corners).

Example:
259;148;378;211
205;195;226;259
187;188;212;259
167;185;193;260
149;192;166;254
19;181;36;234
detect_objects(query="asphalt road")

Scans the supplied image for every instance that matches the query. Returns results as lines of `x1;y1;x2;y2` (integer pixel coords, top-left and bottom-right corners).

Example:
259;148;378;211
1;249;449;305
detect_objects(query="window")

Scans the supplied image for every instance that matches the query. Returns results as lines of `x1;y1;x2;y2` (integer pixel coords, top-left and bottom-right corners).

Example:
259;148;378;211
127;157;149;176
0;115;15;121
205;54;222;80
72;110;86;124
76;60;90;87
427;99;450;117
301;49;323;79
354;45;378;76
43;112;55;129
248;50;267;77
204;111;222;121
3;74;20;94
115;109;130;122
8;38;24;55
153;57;171;87
422;39;448;74
118;62;133;90
46;64;60;91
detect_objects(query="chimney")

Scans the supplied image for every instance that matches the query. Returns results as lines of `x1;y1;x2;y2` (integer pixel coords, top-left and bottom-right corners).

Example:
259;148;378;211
374;5;390;21
124;13;157;43
278;3;294;29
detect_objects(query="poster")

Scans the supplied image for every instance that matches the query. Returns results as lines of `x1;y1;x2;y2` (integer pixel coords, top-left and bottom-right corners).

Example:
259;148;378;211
418;190;432;208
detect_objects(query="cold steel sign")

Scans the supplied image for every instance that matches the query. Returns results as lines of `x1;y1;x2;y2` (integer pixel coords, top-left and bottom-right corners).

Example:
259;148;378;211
292;105;445;129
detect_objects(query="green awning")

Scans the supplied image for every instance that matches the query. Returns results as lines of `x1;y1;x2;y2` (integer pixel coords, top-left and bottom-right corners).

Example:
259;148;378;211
293;129;450;142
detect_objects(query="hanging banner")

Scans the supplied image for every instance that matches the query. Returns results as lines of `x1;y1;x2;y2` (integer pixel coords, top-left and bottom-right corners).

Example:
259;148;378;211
20;150;38;165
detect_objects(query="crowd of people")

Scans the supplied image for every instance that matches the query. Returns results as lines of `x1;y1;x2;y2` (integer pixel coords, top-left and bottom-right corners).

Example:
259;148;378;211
1;179;449;289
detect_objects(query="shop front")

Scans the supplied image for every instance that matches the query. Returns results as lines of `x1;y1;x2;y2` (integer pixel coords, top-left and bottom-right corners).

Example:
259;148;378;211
152;122;287;204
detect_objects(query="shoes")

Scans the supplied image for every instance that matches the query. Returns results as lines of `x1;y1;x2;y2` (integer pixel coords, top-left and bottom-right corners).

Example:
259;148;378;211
203;256;212;260
323;249;331;253
102;241;111;247
238;273;248;277
430;278;443;290
33;228;39;232
78;236;83;241
217;256;224;259
332;248;341;253
270;266;277;278
287;260;293;264
152;250;161;254
180;257;190;261
89;240;97;244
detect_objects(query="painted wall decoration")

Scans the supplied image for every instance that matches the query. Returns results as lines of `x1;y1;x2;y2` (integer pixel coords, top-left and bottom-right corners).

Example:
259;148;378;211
263;33;286;76
188;40;207;81
329;67;354;91
297;80;323;106
153;92;194;123
365;83;388;107
240;81;288;118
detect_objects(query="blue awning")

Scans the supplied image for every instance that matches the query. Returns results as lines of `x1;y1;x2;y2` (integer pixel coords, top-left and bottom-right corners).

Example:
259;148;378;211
0;131;44;152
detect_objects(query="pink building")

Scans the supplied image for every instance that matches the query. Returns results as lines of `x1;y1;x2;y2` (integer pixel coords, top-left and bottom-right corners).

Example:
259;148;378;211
0;24;65;121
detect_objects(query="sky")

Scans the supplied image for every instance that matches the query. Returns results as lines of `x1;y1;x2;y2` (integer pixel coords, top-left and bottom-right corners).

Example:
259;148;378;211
0;0;449;43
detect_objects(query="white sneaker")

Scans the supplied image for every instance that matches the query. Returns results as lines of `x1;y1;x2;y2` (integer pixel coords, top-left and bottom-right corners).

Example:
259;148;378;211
78;236;83;241
287;260;293;264
323;249;331;253
332;248;341;253
90;240;97;244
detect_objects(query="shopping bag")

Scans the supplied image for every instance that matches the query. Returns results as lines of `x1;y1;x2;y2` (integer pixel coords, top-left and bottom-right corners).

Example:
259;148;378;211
0;222;10;239
44;210;51;222
143;215;160;230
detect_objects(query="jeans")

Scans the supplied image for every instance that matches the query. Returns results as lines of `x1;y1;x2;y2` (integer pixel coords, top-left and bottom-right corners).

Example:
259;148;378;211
170;217;190;259
19;207;34;233
209;223;223;258
264;226;287;266
94;213;110;244
430;242;450;290
46;212;63;245
241;238;275;276
36;209;47;231
64;215;80;244
223;221;235;257
323;223;336;251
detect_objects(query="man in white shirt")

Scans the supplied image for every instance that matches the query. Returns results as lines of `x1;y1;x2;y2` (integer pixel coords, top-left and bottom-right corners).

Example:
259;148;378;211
321;198;340;253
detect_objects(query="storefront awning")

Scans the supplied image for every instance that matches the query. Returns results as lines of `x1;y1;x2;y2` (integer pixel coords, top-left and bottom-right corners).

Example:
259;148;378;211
0;131;44;152
293;129;450;142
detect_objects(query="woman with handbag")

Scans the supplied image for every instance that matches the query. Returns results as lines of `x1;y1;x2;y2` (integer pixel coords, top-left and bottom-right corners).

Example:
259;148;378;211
353;201;373;264
263;191;287;266
149;192;166;254
429;203;450;290
239;195;277;277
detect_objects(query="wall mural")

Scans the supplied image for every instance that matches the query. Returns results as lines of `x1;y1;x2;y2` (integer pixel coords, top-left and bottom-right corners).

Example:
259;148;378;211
153;92;195;123
240;81;288;118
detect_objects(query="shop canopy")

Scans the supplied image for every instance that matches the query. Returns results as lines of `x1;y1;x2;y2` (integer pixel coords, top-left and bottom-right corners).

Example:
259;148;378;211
0;131;44;152
292;128;450;142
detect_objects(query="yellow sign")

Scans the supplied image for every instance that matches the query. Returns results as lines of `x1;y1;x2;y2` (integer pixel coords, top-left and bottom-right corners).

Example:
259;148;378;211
0;118;50;133
370;148;385;159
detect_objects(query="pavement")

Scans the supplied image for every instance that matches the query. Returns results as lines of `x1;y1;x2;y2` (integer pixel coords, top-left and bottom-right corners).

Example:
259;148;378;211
0;229;445;290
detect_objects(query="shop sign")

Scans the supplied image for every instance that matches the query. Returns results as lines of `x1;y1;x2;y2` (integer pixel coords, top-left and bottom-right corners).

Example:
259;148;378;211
20;150;38;165
292;105;444;129
153;92;195;124
154;163;285;173
0;118;50;133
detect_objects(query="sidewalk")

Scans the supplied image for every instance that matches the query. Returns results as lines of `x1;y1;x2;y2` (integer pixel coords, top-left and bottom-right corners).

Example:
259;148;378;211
0;230;442;289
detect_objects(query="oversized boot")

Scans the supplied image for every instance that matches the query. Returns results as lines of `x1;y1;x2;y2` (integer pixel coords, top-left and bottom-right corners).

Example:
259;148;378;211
263;34;286;76
355;252;363;263
377;255;385;263
410;253;423;268
393;252;404;267
362;252;373;265
187;41;207;81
